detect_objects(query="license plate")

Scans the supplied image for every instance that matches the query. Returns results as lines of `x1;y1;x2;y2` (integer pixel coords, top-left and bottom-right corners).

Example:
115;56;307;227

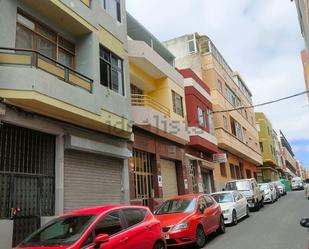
164;234;170;239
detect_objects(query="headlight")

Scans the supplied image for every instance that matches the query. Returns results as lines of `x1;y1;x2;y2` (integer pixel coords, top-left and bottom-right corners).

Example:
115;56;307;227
222;209;230;214
171;222;189;232
264;190;270;195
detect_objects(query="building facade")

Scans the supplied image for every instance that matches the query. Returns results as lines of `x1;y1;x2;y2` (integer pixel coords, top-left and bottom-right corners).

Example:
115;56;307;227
0;0;132;247
280;131;298;179
127;14;190;210
255;112;280;182
179;68;218;194
164;33;263;191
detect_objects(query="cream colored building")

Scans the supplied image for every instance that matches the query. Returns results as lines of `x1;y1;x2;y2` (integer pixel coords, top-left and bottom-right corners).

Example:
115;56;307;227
164;33;262;190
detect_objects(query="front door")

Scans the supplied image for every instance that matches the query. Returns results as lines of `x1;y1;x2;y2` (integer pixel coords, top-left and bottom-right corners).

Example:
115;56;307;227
201;170;211;194
160;159;178;198
0;123;55;246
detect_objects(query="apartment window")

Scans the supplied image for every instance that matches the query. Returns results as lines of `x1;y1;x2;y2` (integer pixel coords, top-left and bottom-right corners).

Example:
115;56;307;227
230;164;236;179
259;142;264;153
256;123;261;132
230;117;243;141
220;163;227;177
99;0;121;22
207;109;214;134
226;85;240;107
187;34;197;54
100;46;124;95
16;11;75;68
197;107;206;128
172;91;184;117
246;169;252;178
223;116;228;130
242;127;247;144
235;165;241;179
217;80;223;93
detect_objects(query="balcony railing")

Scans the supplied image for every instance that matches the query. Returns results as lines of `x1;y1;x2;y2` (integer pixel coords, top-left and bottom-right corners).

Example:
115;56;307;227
131;94;170;117
0;47;93;92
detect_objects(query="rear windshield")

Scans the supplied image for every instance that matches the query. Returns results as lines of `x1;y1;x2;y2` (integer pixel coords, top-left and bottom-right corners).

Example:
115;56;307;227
156;198;196;215
259;184;269;190
226;181;251;191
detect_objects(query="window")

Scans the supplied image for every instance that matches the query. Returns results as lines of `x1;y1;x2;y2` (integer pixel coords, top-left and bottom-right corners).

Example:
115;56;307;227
122;208;146;228
16;12;75;68
100;0;121;22
242;127;247;144
217;79;223;93
256;123;261;132
246;169;252;178
259;142;264;153
100;46;124;95
197;107;206;128
235;165;241;179
223;116;228;130
187;34;197;54
230;118;243;141
204;195;214;207
230;164;236;179
220;163;227;177
95;211;123;236
207;109;215;134
172;91;184;116
226;85;240;107
156;198;196;214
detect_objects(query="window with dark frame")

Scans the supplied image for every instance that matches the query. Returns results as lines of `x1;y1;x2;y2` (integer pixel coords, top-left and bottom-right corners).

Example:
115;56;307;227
99;0;121;22
172;90;184;117
197;107;206;128
16;11;75;69
220;163;227;177
246;169;252;178
230;164;236;179
100;45;124;95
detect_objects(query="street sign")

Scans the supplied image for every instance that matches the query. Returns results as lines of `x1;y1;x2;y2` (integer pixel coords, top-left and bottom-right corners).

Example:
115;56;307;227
213;153;227;163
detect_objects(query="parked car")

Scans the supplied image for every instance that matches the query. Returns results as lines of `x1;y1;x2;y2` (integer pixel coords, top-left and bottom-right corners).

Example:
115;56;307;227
273;181;286;196
258;183;277;203
291;177;305;190
210;191;249;225
270;182;281;200
300;217;309;228
225;178;264;211
154;194;225;248
14;205;166;249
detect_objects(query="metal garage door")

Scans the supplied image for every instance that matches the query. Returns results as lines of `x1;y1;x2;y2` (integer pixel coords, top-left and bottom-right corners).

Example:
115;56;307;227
64;150;122;212
160;159;178;198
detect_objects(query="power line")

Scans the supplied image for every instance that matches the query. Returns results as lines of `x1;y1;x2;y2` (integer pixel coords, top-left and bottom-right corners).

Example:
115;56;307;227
212;90;309;114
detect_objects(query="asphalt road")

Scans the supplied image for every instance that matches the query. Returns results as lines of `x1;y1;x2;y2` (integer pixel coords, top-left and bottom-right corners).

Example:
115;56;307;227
184;191;309;249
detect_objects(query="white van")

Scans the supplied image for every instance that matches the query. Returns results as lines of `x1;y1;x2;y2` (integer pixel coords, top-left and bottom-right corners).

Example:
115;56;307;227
291;177;304;190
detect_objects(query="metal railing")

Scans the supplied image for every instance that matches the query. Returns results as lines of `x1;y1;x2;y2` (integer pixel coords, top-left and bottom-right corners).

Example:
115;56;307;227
0;47;93;92
131;94;170;117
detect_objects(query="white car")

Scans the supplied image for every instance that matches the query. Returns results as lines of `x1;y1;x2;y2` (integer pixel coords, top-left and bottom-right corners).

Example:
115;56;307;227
258;183;277;203
211;191;249;225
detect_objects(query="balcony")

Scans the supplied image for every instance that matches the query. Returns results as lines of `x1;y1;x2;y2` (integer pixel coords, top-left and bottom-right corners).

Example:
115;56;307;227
188;127;218;154
215;128;262;165
131;94;189;145
131;94;170;117
0;47;93;92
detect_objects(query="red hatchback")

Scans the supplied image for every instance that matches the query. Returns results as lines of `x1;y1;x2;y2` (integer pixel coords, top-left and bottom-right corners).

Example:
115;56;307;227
154;194;225;248
14;205;166;249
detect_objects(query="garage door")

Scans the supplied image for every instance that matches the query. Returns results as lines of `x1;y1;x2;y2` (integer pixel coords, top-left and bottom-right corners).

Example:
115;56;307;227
161;159;178;198
64;150;122;212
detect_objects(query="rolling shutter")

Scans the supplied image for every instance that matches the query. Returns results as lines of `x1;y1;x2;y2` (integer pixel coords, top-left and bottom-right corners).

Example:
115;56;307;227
160;159;178;198
64;150;122;212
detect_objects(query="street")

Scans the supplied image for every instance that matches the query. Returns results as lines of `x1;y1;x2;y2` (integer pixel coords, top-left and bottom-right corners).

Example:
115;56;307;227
184;191;309;249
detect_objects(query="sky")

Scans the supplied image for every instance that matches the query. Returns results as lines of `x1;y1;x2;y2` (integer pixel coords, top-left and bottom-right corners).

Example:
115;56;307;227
126;0;309;168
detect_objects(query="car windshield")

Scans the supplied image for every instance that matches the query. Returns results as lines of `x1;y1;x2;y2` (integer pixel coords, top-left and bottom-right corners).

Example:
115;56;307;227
226;181;251;191
18;215;97;247
211;193;234;203
155;198;196;214
259;184;269;190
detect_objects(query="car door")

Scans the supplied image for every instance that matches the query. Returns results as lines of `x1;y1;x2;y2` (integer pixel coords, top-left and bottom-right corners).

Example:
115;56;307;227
233;192;241;218
204;195;218;233
197;196;209;233
238;192;247;217
121;208;151;249
81;210;129;249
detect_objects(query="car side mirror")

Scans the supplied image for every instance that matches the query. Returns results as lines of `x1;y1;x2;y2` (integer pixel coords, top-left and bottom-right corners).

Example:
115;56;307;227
300;217;309;228
199;205;206;214
222;188;225;191
94;234;110;249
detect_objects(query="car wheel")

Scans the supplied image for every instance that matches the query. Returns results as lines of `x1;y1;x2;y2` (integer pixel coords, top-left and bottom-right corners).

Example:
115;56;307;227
260;199;264;207
271;196;274;203
153;240;165;249
255;200;260;211
232;210;238;225
195;225;206;248
217;215;225;234
246;205;250;217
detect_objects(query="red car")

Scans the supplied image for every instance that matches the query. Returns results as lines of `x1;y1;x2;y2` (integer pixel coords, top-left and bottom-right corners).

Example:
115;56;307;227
154;194;225;248
14;205;166;249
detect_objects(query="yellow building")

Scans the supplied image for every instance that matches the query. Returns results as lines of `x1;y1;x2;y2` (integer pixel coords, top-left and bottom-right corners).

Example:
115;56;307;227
164;34;263;191
255;112;280;182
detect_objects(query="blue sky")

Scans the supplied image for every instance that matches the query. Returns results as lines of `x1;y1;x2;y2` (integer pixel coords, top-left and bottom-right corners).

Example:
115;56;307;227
126;0;309;168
